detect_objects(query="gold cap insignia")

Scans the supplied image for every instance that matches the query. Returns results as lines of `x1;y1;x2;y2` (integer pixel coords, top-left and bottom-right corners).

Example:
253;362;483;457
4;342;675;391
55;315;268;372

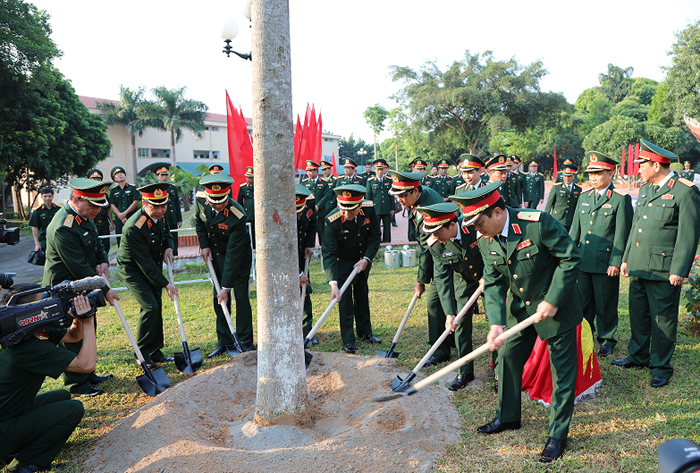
499;157;504;163
421;212;430;220
590;155;598;162
100;186;108;193
342;191;352;198
393;176;399;182
154;189;164;197
212;184;221;191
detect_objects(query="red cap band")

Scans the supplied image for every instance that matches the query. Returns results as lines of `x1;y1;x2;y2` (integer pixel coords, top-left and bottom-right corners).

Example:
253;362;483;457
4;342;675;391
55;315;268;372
461;191;501;215
638;149;671;164
74;189;106;199
337;194;363;204
424;212;456;225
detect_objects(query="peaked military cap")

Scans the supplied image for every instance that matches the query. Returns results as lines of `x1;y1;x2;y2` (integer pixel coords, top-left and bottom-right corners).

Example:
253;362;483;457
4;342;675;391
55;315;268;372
200;174;233;204
388;170;425;196
412;158;428;170
684;161;691;166
305;160;320;171
295;183;311;214
343;158;358;168
635;138;676;164
561;162;578;175
70;178;110;207
449;181;504;225
584;151;617;172
244;166;254;177
485;154;509;171
437;158;450;168
510;155;521;164
372;158;389;168
563;158;574;166
529;161;539;167
504;155;514;165
110;166;126;180
320;160;333;169
459;154;485;171
209;164;225;174
155;165;170;175
334;184;366;210
416;202;460;234
138;183;170;206
87;169;104;181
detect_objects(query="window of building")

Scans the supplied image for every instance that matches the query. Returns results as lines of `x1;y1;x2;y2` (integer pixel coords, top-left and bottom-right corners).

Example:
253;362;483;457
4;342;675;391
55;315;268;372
151;148;171;158
194;150;221;159
138;148;150;158
205;126;220;131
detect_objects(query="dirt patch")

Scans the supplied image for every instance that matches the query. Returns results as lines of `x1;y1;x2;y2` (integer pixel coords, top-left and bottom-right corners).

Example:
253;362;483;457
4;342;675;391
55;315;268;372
86;352;461;472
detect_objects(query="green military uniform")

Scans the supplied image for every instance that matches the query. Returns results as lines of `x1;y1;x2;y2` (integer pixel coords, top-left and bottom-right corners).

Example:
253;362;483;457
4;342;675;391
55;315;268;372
525;165;545;208
237;166;256;249
360;170;375;181
418;204;484;378
301;160;332;245
322;185;381;347
456;182;582;443
555;171;578;184
116;189;173;363
620;139;700;381
450;174;465;194
503;172;522;208
545;182;582;231
195;175;254;349
43;179;111;395
334;161;366;187
431;159;453;200
88;169;112;255
0;328;84;471
295;184;317;335
680;162;695;182
28;203;61;252
571;176;632;350
320;174;337;216
163;184;182;255
365;159;395;243
109;167;141;248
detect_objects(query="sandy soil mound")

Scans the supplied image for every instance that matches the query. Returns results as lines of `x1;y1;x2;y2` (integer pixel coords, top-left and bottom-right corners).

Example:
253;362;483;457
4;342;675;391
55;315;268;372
86;352;462;472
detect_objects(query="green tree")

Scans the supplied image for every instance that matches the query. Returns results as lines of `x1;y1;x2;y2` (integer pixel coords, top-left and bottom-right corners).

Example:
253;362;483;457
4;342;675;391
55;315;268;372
363;104;388;161
648;82;673;126
630;77;658;106
96;86;148;179
598;64;634;104
338;134;372;166
137;167;199;212
144;86;208;167
665;20;700;125
390;50;548;156
611;96;649;121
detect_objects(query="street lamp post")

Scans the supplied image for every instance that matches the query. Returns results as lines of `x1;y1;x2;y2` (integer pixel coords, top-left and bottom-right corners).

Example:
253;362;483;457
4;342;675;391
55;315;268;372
220;2;252;61
357;148;367;166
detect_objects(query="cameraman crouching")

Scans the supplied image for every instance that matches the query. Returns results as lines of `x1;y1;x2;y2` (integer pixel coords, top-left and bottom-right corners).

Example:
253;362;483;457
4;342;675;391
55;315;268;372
0;285;96;473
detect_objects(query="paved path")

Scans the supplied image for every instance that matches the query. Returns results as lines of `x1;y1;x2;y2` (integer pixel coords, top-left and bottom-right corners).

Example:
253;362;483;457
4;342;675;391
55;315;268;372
0;236;45;289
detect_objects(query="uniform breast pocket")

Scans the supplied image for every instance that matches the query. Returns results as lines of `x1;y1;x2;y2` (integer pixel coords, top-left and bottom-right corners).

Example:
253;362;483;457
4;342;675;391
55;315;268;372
600;212;615;227
649;246;674;272
656;200;676;224
516;244;540;274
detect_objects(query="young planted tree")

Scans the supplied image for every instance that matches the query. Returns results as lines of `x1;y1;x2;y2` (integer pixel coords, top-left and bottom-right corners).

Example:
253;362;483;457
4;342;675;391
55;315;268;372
363;104;388;161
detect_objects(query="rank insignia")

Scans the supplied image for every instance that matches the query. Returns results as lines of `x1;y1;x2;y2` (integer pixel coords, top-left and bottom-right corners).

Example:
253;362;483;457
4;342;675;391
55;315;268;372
606;190;612;198
75;215;82;225
135;215;147;229
602;204;612;208
224;209;229;217
230;206;244;219
511;224;522;234
662;194;674;199
427;235;438;246
63;215;74;227
516;239;532;250
363;218;370;226
147;220;152;228
470;241;479;248
306;209;313;219
218;223;228;230
668;180;675;188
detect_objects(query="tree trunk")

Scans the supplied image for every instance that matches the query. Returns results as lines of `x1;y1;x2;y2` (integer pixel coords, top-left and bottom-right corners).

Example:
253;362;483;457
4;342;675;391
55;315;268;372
252;0;309;426
170;131;177;167
130;133;138;183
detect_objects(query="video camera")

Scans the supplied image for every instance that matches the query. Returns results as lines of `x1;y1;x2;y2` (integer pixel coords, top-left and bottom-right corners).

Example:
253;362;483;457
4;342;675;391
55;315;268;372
0;276;107;348
0;273;15;289
0;218;20;245
658;439;700;473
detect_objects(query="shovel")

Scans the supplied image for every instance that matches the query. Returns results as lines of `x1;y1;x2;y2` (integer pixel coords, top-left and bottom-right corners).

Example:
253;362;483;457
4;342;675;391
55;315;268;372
303;266;360;369
205;258;243;356
166;261;203;374
376;293;419;359
392;286;482;392
375;313;538;402
113;298;170;397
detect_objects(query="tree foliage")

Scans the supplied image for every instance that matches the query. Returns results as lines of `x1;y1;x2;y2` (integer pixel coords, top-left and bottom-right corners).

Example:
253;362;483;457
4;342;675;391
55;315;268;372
338;134;372;166
363;103;388;161
665;19;700;126
598;64;634;104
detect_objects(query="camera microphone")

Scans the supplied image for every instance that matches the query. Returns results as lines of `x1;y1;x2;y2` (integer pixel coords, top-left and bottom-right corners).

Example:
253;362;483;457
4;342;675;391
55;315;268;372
53;276;107;295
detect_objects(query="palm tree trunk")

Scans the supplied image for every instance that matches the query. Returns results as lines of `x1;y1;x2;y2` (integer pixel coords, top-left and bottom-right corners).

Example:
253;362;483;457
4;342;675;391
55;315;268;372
170;131;177;167
130;133;138;183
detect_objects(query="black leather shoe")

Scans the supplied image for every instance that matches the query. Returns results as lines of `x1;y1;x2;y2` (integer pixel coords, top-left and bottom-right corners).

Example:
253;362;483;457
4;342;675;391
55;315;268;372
9;464;53;473
477;418;521;434
80;387;105;398
89;373;113;385
362;334;382;344
153;355;174;363
207;346;227;358
448;373;474;391
311;336;319;346
239;340;256;352
611;358;641;368
391;223;398;227
539;437;566;463
598;346;613;357
423;356;448;367
651;375;669;388
343;344;356;354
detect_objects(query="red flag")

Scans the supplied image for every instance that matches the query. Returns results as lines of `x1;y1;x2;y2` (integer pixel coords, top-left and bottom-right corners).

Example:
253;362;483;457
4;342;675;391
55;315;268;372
226;91;241;180
225;91;253;187
634;143;640;176
294;115;304;171
306;106;317;166
315;112;323;162
552;147;557;177
331;152;337;176
620;147;626;177
627;144;634;177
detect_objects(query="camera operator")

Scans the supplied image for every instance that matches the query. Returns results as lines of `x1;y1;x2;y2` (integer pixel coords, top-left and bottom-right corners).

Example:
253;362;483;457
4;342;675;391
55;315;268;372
0;285;96;473
43;179;118;397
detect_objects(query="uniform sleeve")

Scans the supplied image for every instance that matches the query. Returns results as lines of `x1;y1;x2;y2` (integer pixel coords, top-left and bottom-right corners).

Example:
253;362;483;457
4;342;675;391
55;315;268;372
609;195;633;268
14;337;76;379
322;218;340;281
480;239;509;326
538;176;545;199
670;186;700;277
415;215;435;284
316;182;331;210
174;189;183;222
221;215;252;288
539;213;582;309
28;209;39;228
431;246;458;315
304;209;317;249
194;201;211;249
569;198;582;244
545;187;556;213
237;186;245;205
363;209;381;260
125;225;169;288
53;225;102;280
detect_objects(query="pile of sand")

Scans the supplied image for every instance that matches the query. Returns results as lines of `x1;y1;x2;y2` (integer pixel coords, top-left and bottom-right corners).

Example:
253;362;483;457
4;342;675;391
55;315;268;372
86;352;462;472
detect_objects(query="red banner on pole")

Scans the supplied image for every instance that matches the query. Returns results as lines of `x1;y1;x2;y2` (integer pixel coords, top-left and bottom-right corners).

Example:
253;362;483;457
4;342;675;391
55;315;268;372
552;147;557;177
225;91;253;186
620;147;626;177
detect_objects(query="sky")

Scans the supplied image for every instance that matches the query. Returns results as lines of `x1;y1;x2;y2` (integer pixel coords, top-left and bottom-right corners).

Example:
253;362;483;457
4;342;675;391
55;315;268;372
30;0;700;145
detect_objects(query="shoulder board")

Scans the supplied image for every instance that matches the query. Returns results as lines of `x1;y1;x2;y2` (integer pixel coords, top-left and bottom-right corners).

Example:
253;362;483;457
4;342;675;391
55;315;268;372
553;182;563;186
361;200;374;207
240;182;247;187
62;214;74;228
538;172;544;176
367;176;376;181
456;182;468;190
135;215;147;229
427;235;438;247
517;211;541;222
613;189;626;196
308;193;316;200
301;177;309;182
678;177;694;187
195;190;207;199
327;210;342;222
230;205;244;219
587;189;595;196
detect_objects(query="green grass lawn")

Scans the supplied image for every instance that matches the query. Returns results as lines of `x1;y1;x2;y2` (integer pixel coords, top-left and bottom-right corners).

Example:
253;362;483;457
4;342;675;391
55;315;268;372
37;259;700;472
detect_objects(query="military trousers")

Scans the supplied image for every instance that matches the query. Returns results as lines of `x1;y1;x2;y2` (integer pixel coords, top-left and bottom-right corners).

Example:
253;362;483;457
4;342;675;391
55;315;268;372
336;261;373;345
168;224;179;256
627;277;681;379
527;200;539;209
496;316;577;441
578;271;620;348
301;284;313;337
453;278;478;376
114;219;125;248
426;282;451;361
378;213;392;243
0;389;83;470
93;219;111;255
123;274;166;361
316;210;326;247
211;270;253;346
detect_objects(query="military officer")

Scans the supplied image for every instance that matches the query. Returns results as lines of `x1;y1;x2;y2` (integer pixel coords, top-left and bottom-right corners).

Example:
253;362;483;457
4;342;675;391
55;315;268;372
334;158;366;187
457;181;582;463
360;163;375;180
156;166;183;256
195;175;255;356
116;183;178;367
431;158;453;201
237;165;256;249
320;160;336;184
485;155;510;186
87;169;114;255
615;139;700;388
545;162;582;232
450;158;467;194
389;171;450;365
109;166;141;248
301;160;331;244
510;155;527;207
503;156;524;208
555;159;579;184
570;152;632;357
322;184;381;353
680;161;695;182
43;178;118;397
209;164;225;174
453;155;486;195
411;158;431;186
29;188;61;253
296;184;317;342
525;161;545;209
416;202;484;390
365;158;395;242
319;160;338;225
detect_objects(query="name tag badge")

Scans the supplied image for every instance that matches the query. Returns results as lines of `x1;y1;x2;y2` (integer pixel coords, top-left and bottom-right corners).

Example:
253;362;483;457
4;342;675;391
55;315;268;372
83;231;88;236
489;251;499;255
342;230;350;234
442;252;455;257
582;203;590;207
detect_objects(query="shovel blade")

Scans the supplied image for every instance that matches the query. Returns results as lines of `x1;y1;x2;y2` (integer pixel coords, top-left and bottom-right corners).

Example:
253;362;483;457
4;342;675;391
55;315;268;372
174;348;204;374
225;344;242;357
136;365;171;397
304;350;313;369
391;372;416;392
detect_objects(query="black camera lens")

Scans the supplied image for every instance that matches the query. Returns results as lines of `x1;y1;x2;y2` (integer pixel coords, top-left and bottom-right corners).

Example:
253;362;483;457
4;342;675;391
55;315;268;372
70;289;106;316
